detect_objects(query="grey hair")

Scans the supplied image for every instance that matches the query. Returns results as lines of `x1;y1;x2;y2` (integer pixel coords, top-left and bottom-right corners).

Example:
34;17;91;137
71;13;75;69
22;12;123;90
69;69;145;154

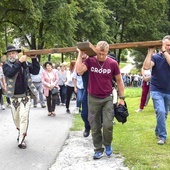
96;41;109;51
162;35;170;41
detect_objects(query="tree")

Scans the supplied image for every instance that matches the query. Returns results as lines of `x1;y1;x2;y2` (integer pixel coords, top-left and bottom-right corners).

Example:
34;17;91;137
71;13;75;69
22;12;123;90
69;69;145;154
105;0;170;63
74;0;111;44
0;0;78;50
1;0;170;65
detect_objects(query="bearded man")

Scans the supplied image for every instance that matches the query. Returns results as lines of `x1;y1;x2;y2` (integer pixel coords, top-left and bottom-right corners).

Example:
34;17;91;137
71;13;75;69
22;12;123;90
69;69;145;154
3;45;40;149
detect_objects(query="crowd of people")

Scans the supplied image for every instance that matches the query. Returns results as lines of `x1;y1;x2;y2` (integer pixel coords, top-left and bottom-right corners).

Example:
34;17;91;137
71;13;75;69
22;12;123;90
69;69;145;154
0;44;90;149
121;72;143;87
1;35;170;160
0;55;78;112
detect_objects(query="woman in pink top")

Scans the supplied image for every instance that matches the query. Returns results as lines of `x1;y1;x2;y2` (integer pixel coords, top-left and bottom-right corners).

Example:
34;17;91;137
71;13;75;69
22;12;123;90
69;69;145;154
42;61;59;116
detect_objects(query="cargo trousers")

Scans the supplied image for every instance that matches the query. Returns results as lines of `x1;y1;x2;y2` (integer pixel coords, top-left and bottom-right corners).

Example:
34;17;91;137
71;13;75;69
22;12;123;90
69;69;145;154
88;94;113;152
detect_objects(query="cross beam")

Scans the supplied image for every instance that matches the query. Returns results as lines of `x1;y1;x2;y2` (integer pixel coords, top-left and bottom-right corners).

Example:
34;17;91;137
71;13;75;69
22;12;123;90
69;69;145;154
23;40;162;57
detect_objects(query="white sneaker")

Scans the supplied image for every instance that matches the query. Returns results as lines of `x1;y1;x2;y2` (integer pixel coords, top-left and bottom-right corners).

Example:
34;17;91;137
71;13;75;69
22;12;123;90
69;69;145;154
1;105;5;110
135;108;143;112
157;138;165;145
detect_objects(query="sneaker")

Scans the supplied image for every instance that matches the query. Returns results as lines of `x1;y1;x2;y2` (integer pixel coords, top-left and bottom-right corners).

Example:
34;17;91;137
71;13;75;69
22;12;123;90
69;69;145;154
105;145;112;156
41;104;46;108
93;152;104;160
1;105;5;110
135;108;143;113
157;138;165;145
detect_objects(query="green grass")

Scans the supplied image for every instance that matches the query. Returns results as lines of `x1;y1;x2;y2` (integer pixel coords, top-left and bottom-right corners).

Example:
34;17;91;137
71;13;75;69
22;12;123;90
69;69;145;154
119;62;127;69
70;87;170;170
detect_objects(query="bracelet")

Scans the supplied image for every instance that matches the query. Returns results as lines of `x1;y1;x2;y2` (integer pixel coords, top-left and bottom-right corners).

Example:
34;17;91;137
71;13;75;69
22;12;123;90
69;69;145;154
162;50;167;54
119;96;125;100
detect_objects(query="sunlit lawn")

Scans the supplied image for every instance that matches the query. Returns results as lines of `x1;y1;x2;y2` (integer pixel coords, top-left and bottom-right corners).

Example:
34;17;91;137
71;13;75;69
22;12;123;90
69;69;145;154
119;62;127;69
71;87;170;170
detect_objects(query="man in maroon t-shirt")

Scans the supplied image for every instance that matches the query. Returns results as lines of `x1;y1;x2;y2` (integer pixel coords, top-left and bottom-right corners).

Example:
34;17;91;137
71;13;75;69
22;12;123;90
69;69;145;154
76;41;124;159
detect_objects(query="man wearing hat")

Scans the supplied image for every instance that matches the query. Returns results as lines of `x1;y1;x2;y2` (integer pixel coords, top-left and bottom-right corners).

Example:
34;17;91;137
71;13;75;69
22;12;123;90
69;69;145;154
2;45;40;149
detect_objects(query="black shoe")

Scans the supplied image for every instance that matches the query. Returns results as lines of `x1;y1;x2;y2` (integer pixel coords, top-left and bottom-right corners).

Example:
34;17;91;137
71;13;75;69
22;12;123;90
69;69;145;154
18;141;27;149
83;129;90;137
66;109;71;114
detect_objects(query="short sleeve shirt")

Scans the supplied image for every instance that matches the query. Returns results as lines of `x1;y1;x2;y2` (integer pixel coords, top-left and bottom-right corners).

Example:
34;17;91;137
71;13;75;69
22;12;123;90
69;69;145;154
73;70;84;89
151;53;170;93
84;56;120;98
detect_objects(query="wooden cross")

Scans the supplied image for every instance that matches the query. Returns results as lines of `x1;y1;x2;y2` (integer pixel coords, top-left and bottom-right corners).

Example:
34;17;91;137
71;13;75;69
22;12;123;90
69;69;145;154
23;40;162;57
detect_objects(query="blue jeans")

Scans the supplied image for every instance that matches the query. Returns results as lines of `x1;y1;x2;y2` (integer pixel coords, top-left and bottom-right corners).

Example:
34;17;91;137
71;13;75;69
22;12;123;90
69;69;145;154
81;89;90;131
76;88;84;108
150;91;170;140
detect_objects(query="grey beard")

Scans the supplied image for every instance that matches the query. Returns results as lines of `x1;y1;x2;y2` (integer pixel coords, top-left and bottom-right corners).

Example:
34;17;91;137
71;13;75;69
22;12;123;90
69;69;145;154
8;56;18;63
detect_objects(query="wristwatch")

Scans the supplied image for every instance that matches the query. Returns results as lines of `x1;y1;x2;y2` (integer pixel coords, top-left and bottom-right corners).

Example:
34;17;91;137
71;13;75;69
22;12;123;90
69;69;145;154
119;96;125;100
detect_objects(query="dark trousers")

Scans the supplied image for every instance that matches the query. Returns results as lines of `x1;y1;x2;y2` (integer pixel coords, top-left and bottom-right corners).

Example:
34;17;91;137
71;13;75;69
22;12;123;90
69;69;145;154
59;85;66;104
66;86;74;109
46;91;57;112
56;93;60;105
6;97;11;104
81;89;90;131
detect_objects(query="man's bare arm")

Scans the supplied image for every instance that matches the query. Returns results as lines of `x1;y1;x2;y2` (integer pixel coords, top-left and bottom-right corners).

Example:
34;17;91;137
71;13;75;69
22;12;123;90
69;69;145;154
143;48;155;70
76;49;88;75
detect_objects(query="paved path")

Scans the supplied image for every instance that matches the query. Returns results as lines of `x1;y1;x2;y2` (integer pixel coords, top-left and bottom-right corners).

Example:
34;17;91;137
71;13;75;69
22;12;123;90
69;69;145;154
0;101;75;170
120;64;134;73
